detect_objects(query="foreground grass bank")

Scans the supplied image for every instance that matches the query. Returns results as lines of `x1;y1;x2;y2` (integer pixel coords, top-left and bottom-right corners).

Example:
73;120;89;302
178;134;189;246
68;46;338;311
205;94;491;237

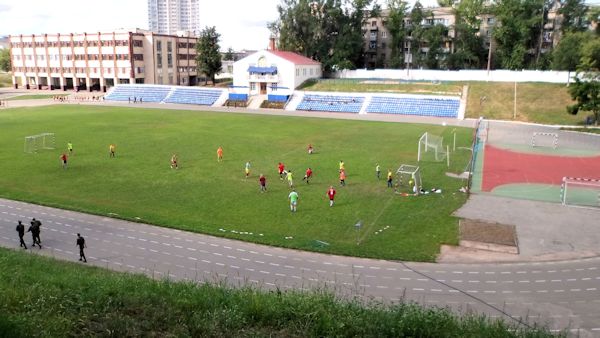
0;249;557;337
0;105;471;261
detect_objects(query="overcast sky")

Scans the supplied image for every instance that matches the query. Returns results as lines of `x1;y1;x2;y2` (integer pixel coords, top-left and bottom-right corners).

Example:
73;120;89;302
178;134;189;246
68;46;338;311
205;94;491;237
1;0;598;50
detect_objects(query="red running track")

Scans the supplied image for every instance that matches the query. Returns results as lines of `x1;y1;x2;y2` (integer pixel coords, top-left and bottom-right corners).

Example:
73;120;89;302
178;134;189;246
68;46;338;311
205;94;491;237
482;145;600;192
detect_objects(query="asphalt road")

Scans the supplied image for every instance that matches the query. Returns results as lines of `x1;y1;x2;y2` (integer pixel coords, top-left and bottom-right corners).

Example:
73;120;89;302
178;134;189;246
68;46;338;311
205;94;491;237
1;198;599;337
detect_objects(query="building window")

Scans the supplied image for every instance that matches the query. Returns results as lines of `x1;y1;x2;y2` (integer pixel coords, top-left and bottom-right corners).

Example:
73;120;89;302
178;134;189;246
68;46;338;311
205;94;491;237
487;17;495;24
133;40;143;47
296;68;299;76
371;21;377;27
381;31;387;38
157;41;163;68
168;75;173;84
167;41;173;67
303;68;306;76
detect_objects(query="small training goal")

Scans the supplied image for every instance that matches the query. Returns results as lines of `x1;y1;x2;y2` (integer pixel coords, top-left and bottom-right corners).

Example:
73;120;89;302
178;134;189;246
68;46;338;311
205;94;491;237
396;164;422;194
531;132;558;149
417;132;449;166
24;133;55;153
560;177;600;208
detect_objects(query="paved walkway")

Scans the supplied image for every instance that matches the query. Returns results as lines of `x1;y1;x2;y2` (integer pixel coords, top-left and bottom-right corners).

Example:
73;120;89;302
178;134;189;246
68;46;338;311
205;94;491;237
1;198;599;336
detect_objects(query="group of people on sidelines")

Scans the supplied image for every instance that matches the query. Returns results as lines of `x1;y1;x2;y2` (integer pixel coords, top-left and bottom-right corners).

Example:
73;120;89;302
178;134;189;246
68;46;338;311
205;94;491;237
15;217;87;262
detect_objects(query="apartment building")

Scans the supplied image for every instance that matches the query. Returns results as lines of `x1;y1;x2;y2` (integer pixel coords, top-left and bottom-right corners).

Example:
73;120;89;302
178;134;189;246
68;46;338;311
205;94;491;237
9;29;198;91
148;0;200;36
363;7;455;69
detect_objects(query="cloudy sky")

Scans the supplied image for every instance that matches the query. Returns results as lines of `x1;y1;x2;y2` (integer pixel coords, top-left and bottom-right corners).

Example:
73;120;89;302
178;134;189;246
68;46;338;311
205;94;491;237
2;0;598;50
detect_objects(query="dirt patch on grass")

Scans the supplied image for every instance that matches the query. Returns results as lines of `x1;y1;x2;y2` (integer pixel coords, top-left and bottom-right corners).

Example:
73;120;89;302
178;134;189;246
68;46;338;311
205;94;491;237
460;219;517;247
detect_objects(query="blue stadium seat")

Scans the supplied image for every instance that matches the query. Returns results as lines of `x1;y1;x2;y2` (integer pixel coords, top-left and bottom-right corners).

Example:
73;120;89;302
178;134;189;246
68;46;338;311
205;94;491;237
164;87;223;106
105;85;171;103
296;94;364;113
366;96;460;118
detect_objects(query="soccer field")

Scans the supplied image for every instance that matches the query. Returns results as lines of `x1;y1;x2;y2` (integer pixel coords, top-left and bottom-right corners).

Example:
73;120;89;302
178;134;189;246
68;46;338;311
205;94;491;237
0;105;472;261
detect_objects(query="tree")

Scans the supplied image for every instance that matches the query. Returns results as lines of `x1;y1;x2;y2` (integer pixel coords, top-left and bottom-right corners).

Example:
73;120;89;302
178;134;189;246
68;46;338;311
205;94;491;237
566;37;600;125
558;0;589;34
270;0;378;73
551;31;589;71
492;0;545;70
196;26;222;86
0;48;11;72
385;0;409;68
446;0;486;69
224;47;235;61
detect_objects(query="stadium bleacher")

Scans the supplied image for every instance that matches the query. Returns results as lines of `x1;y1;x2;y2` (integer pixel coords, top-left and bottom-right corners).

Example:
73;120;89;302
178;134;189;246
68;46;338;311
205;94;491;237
164;87;222;106
296;94;364;113
366;96;460;118
104;85;171;103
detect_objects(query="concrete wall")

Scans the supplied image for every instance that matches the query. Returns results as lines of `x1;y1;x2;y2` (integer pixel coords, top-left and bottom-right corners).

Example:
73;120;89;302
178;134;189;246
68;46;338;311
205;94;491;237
334;69;574;84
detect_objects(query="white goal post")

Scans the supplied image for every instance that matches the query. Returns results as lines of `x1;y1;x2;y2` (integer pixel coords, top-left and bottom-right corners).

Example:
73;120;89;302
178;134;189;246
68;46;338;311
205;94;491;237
531;132;558;149
417;132;450;166
396;164;422;194
24;133;55;153
560;177;600;208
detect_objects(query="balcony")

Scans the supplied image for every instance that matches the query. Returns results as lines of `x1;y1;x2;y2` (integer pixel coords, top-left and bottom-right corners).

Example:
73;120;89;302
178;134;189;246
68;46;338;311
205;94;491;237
248;74;279;82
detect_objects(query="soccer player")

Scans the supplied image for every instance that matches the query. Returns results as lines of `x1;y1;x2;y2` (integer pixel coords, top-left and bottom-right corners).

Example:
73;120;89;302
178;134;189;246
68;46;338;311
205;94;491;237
339;169;346;186
217;146;223;162
259;174;267;192
387;169;393;188
109;144;116;158
307;144;314;154
339;160;345;172
60;153;68;169
326;186;336;207
67;141;73;154
278;162;285;180
245;161;251;178
170;154;178;169
287;170;294;188
376;163;381;179
302;167;313;184
76;233;87;263
288;189;299;212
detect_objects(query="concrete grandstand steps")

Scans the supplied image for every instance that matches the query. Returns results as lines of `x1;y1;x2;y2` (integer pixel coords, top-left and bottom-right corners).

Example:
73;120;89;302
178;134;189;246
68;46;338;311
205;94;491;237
359;94;372;114
247;95;266;109
161;87;177;104
285;92;304;111
213;91;228;107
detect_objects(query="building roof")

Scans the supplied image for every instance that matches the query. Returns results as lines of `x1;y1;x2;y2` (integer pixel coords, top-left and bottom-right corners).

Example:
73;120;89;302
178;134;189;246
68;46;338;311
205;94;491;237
268;50;321;66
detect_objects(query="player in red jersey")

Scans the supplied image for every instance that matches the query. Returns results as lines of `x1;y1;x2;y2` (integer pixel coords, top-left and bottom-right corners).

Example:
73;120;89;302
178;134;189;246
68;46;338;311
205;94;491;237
326;186;336;207
302;167;313;184
278;162;285;180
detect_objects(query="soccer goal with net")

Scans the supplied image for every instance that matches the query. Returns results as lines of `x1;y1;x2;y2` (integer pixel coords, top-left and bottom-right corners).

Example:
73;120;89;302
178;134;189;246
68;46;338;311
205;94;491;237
531;132;558;149
560;177;600;208
24;133;55;153
396;164;422;194
417;132;449;166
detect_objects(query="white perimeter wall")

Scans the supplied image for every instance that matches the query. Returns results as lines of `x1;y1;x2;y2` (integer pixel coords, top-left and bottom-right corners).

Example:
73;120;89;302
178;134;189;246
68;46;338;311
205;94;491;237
334;69;576;84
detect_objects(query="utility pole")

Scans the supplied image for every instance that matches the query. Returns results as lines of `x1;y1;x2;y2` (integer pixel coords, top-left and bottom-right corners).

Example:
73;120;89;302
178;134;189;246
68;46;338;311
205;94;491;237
536;3;545;66
486;34;493;78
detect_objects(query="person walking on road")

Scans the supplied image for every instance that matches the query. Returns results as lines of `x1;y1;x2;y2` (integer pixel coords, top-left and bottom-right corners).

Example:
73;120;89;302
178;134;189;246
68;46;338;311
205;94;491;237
16;220;27;249
28;219;42;249
76;233;87;263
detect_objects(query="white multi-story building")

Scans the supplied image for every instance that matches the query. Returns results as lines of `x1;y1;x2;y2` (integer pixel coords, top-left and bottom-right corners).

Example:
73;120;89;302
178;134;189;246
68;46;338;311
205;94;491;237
233;50;322;96
148;0;200;36
9;29;198;91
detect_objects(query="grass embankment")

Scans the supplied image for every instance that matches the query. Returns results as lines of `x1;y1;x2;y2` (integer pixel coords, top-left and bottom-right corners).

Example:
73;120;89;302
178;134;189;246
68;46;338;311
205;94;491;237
0;248;557;337
6;94;69;101
302;80;585;125
0;105;471;262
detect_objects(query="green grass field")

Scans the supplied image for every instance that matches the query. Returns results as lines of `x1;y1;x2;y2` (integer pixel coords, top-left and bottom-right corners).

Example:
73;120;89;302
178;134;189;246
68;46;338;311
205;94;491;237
0;248;557;337
6;94;69;101
0;105;472;261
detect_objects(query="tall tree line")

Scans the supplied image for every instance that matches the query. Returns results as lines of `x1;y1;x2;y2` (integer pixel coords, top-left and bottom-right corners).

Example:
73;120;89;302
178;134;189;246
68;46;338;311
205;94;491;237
269;0;593;71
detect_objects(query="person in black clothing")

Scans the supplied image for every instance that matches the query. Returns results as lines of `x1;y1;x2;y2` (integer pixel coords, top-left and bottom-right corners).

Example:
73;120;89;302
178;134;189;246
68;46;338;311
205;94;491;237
76;233;87;262
33;218;42;244
16;221;27;249
28;219;42;249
